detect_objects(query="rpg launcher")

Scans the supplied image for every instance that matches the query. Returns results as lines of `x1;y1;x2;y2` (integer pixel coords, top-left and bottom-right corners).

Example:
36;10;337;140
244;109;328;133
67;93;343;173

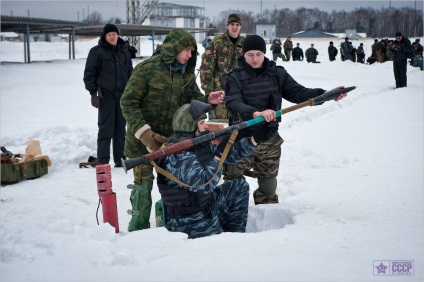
122;86;357;173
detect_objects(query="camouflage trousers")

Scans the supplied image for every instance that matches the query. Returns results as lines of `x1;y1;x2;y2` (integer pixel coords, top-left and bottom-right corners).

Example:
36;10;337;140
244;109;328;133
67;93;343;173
284;50;292;61
225;133;284;179
164;178;249;239
133;163;155;183
273;52;286;62
224;133;284;201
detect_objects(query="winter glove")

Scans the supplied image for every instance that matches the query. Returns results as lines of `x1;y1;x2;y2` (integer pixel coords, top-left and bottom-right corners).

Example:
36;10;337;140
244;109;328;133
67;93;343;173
193;143;214;167
90;92;100;108
139;129;167;152
214;132;231;159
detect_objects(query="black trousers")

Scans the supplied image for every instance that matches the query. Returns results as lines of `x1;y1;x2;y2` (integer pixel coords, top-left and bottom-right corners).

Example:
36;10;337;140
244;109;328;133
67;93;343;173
97;90;126;164
393;60;407;88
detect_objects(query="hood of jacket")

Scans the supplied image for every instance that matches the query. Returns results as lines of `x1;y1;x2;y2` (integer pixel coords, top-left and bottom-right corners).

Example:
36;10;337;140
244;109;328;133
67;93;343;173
161;29;198;72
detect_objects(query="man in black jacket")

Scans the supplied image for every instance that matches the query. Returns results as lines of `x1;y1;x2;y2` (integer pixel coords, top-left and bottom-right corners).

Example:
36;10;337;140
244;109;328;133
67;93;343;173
225;35;347;204
328;41;338;61
292;43;304;61
83;23;133;166
391;31;412;88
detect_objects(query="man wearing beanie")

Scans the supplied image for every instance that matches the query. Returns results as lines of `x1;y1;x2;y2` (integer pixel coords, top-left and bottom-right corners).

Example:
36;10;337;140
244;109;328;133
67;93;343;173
83;23;133;167
391;31;412;88
200;13;244;120
225;35;348;205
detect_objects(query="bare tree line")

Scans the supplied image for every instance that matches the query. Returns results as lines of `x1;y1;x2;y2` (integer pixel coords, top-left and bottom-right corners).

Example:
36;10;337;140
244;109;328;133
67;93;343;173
211;6;423;38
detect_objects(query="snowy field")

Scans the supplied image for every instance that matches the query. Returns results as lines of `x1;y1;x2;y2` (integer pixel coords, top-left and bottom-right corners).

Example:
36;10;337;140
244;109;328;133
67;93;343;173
1;37;423;282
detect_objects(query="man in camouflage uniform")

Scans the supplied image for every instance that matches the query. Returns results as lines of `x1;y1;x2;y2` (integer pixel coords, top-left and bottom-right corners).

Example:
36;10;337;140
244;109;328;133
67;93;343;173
200;13;244;119
270;39;286;61
120;29;223;232
376;39;387;63
157;100;268;239
283;36;293;62
371;38;379;57
225;35;347;204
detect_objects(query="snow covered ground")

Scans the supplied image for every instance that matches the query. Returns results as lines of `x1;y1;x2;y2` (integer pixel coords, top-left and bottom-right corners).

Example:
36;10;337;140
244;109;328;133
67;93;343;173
1;37;423;282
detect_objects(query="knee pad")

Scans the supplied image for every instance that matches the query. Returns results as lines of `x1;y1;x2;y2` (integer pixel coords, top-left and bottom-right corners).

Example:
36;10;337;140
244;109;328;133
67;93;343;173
258;177;277;197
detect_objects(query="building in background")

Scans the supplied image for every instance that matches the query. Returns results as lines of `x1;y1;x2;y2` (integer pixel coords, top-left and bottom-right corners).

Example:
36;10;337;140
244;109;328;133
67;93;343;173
289;30;338;41
143;2;207;42
256;24;276;43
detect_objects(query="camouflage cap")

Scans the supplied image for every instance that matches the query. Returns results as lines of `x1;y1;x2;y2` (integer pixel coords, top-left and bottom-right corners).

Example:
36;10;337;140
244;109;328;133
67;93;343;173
227;13;242;25
172;100;211;132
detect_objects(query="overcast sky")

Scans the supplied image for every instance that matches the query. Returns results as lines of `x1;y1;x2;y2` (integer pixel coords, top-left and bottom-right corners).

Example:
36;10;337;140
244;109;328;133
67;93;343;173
2;0;423;22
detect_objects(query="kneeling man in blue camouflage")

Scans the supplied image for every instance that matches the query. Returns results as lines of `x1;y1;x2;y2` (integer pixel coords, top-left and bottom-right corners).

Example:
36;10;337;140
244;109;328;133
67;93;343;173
157;100;270;239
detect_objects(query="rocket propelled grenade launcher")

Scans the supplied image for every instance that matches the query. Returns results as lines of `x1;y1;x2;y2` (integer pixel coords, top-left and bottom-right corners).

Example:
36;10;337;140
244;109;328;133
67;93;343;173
122;86;357;173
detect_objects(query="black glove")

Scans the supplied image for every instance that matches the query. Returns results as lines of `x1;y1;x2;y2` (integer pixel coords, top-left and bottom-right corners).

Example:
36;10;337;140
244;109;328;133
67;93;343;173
91;95;100;108
193;143;214;167
214;132;231;159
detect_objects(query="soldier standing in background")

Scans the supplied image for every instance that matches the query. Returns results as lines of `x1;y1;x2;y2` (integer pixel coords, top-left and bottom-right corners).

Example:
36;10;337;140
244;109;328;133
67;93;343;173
376;39;387;63
371;38;379;58
200;13;244;119
120;29;224;232
349;42;356;62
270;39;286;62
328;41;338;61
356;43;365;63
283;36;293;62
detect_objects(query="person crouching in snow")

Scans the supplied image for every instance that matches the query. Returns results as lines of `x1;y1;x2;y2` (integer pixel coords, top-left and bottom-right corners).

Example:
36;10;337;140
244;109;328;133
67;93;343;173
156;100;270;239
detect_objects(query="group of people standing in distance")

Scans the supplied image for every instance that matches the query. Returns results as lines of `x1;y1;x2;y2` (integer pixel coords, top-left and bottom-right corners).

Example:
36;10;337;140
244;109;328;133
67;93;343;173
270;37;319;63
83;13;417;239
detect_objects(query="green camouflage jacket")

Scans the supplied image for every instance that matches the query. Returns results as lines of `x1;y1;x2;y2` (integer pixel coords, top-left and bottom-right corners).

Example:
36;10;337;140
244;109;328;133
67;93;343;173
283;39;293;52
120;29;205;158
200;31;244;95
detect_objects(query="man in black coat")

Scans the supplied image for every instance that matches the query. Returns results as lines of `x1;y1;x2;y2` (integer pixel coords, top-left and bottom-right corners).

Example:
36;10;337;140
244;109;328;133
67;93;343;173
328;41;338;61
391;31;412;88
83;23;133;166
224;35;347;205
292;43;304;61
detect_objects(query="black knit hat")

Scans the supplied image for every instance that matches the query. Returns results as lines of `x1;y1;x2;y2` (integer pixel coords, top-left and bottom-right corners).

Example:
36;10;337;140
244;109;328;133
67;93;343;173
242;35;266;54
103;23;120;36
395;31;403;37
227;13;242;25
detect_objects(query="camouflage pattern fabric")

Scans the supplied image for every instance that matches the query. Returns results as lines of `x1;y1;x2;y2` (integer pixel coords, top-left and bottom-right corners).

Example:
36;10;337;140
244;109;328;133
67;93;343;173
160;137;256;239
230;133;284;179
120;29;206;182
166;178;249;239
200;31;244;119
172;103;207;133
283;39;293;61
